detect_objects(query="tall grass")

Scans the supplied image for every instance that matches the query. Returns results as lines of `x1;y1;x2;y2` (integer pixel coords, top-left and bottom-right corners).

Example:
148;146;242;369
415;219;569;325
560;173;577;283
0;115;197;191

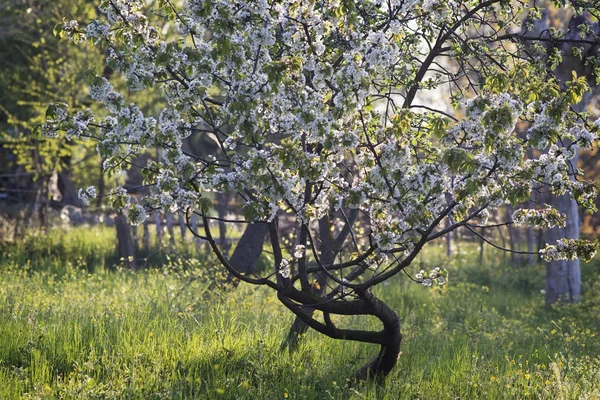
0;227;599;399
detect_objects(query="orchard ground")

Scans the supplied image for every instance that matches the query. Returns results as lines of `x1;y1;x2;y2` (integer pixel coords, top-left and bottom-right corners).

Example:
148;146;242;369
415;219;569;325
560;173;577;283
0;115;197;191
1;226;599;399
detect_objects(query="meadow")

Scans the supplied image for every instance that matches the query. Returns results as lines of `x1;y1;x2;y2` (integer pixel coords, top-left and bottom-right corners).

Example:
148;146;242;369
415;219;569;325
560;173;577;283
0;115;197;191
0;227;599;399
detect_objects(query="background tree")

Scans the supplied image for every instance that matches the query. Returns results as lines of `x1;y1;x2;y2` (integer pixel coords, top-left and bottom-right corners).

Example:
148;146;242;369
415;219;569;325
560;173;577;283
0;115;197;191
46;0;600;379
0;0;107;236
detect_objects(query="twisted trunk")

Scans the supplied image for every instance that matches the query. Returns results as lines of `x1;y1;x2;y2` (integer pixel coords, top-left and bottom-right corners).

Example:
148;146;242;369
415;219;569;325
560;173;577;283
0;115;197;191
278;288;402;381
282;210;358;351
354;300;402;381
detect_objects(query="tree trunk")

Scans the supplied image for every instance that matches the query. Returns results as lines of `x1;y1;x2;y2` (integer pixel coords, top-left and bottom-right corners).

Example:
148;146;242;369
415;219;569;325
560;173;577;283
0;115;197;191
96;161;104;208
115;212;136;270
278;288;403;381
178;213;187;243
166;212;176;247
282;210;358;351
227;223;269;280
445;217;452;258
354;294;402;381
154;211;163;246
527;226;536;266
143;219;150;252
190;213;203;249
546;190;581;304
218;193;231;256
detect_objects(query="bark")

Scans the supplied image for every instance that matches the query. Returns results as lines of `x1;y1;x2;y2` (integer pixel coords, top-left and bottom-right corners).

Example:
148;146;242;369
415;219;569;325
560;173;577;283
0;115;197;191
354;294;402;381
226;223;269;280
166;212;176;247
178;213;187;243
505;205;517;264
282;210;358;351
96;162;104;208
527;226;536;266
142;219;150;252
278;289;402;381
131;222;139;252
154;211;163;246
546;184;581;304
217;193;231;256
190;213;203;248
445;217;452;258
115;212;136;270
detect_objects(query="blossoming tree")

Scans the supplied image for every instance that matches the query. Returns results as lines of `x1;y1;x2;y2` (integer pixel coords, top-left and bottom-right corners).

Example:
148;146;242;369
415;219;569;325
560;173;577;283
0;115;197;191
44;0;600;379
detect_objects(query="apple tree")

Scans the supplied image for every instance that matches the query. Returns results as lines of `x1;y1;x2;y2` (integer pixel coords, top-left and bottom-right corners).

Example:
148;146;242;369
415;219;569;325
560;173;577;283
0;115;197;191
43;0;600;379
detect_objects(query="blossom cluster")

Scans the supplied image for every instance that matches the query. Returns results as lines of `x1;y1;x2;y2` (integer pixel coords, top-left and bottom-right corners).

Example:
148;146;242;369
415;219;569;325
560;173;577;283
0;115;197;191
415;267;447;287
42;0;600;281
540;239;598;262
512;208;566;229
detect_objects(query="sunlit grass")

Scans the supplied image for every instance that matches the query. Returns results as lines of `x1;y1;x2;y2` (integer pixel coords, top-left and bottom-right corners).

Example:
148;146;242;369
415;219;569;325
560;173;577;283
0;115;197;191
0;227;599;398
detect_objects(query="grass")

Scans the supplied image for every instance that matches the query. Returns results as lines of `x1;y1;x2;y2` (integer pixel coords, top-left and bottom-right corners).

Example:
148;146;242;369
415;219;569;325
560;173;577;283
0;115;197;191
0;226;599;399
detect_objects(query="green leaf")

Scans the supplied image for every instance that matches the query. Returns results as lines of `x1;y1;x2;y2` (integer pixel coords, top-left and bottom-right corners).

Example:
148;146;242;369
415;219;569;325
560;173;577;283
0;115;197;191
199;197;213;214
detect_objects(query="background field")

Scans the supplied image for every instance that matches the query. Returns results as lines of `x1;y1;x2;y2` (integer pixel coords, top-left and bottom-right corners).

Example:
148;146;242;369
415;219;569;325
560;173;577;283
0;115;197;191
1;226;599;399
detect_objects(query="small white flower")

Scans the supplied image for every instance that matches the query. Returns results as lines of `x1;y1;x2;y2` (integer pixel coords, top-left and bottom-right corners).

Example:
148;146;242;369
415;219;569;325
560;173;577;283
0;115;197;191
279;259;291;279
128;204;147;225
415;270;425;280
422;278;433;287
78;189;90;206
293;245;305;259
85;186;97;199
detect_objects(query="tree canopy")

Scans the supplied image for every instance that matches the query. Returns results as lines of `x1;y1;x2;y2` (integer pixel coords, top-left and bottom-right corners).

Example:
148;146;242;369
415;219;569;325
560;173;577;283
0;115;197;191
43;0;600;378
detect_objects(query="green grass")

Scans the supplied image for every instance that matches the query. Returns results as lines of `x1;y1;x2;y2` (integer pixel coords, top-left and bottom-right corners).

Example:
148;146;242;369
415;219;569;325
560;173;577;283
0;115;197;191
0;227;599;399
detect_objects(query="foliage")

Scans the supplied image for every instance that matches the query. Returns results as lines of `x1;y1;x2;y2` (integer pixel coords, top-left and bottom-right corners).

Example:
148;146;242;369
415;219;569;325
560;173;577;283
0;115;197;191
0;0;103;189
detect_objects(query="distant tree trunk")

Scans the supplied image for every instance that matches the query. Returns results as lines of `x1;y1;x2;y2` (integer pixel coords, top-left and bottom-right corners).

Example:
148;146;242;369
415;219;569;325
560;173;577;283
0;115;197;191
478;229;485;265
505;205;517;264
218;193;230;256
154;211;163;247
143;219;150;252
527;226;536;265
540;12;594;304
227;223;269;280
546;194;581;304
166;212;176;247
445;217;452;258
131;223;139;252
178;213;186;243
190;213;203;248
115;212;136;270
96;161;104;208
23;180;42;232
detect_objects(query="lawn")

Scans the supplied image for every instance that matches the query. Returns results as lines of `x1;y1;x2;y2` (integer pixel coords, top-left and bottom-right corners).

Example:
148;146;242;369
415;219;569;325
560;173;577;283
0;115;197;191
0;227;599;399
